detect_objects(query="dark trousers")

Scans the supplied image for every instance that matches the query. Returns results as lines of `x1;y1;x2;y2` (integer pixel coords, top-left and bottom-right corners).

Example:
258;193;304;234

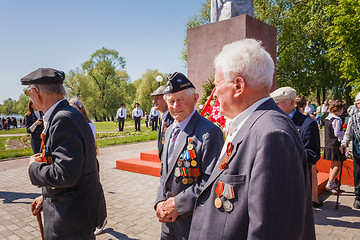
31;138;42;154
118;117;125;131
134;117;141;131
152;116;158;131
354;153;360;199
79;232;95;240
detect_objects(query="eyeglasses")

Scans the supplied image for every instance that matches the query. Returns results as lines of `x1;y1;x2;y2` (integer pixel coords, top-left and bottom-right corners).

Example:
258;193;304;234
24;86;38;96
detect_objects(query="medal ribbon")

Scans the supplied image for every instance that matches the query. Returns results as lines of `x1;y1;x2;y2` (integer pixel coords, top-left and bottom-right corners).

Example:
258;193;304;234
218;142;234;170
193;168;201;178
222;184;235;200
215;181;224;197
40;133;47;163
189;150;196;159
181;167;187;177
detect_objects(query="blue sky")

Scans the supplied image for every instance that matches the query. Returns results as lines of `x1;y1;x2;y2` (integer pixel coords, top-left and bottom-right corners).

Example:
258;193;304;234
0;0;205;104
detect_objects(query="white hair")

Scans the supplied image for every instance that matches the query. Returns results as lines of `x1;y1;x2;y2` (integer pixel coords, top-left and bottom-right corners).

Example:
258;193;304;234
214;38;274;92
163;88;195;100
31;84;66;96
355;92;360;101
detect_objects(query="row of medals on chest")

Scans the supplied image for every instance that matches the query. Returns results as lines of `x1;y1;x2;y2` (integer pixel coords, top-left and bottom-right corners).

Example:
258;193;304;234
174;139;201;185
214;142;235;213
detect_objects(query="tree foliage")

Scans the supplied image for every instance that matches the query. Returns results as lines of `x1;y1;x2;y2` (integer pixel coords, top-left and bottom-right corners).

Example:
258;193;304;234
81;47;127;121
327;0;360;98
132;69;167;113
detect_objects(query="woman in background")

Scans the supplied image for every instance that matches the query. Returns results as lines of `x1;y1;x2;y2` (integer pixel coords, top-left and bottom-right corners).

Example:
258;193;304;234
24;100;44;154
69;98;107;235
324;100;346;194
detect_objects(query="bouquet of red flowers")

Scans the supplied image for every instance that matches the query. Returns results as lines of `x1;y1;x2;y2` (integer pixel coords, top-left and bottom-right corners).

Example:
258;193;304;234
200;99;226;128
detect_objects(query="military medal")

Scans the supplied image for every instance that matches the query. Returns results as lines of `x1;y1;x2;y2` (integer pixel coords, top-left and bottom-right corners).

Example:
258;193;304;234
184;160;191;168
174;167;181;177
177;159;182;167
218;142;234;171
223;200;233;212
188;178;194;184
182;178;188;184
222;183;235;212
191;160;197;167
187;138;194;150
214;181;224;208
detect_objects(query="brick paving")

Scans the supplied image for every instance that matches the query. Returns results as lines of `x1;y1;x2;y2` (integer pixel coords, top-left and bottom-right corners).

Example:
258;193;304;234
1;140;359;240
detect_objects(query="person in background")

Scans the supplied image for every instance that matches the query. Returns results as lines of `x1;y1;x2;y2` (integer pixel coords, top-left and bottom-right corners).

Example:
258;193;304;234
132;103;143;131
271;87;322;208
116;103;126;131
321;100;329;127
23;68;106;239
69;97;107;235
144;112;149;128
340;92;360;209
150;105;160;131
315;102;322;129
150;85;174;160
324;100;345;194
24;100;44;154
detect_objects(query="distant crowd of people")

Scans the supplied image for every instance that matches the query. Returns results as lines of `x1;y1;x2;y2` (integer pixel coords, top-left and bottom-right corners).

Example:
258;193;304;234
0;116;22;130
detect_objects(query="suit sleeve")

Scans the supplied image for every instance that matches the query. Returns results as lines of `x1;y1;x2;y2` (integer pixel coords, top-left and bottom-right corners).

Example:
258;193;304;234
247;129;309;239
174;127;224;217
28;115;84;188
303;120;320;165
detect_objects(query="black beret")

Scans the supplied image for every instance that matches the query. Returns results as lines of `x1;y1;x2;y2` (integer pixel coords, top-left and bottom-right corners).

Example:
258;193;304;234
163;72;195;94
21;68;65;85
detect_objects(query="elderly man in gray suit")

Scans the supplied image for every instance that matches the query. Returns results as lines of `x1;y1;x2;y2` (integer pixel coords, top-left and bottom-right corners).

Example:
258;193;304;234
189;39;315;240
22;68;106;239
155;72;224;240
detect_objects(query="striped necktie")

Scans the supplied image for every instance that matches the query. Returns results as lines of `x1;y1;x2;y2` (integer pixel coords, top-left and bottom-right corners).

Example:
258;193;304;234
168;125;180;164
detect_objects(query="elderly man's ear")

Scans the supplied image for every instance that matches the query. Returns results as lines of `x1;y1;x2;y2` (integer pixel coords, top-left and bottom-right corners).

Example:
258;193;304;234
234;77;245;96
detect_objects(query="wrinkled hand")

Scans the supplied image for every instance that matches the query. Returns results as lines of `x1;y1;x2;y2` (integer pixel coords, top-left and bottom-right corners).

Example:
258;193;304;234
162;197;179;222
31;196;43;216
29;153;43;166
339;145;347;154
156;201;171;223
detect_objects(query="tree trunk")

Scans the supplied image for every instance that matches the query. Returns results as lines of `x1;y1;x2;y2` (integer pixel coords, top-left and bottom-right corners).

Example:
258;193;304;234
345;82;352;108
322;87;326;103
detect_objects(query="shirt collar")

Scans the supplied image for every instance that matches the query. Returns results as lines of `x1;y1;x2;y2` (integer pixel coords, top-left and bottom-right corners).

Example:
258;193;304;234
162;110;169;120
43;99;66;122
227;97;271;137
326;113;340;120
288;108;297;119
174;109;196;131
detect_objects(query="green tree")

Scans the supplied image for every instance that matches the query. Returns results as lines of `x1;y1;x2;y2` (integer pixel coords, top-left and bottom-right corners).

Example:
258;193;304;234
0;98;15;115
14;93;30;115
82;47;126;121
327;0;360;98
181;0;211;65
133;69;167;113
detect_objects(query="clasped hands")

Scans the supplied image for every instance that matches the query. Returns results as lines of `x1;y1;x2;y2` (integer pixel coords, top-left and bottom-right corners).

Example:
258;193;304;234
156;197;179;223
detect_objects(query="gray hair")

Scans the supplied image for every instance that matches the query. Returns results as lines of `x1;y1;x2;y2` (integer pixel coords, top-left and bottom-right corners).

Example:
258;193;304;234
31;84;66;96
214;38;274;93
163;88;195;100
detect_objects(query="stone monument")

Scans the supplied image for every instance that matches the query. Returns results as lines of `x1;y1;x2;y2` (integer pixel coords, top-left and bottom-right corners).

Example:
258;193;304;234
211;0;254;22
187;14;277;97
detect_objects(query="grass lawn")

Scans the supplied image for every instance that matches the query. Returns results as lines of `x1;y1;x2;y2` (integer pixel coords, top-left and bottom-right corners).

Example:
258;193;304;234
0;121;157;160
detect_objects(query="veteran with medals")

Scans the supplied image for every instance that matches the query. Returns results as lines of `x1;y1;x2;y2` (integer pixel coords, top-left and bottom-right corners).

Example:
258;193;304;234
188;39;315;240
155;72;224;240
23;68;106;239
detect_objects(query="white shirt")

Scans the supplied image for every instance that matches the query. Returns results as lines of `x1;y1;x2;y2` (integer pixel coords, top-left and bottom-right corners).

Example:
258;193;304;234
132;107;143;118
150;107;160;118
116;107;126;119
219;97;271;160
326;113;344;141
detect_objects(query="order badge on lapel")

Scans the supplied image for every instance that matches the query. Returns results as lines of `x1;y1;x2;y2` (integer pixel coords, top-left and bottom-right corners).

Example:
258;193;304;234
218;142;234;171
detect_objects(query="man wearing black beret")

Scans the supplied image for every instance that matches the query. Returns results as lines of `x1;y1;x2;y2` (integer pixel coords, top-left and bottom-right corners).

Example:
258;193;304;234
155;72;224;239
22;68;106;239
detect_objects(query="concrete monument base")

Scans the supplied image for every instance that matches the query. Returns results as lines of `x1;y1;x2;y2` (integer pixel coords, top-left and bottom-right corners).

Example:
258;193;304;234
187;14;277;95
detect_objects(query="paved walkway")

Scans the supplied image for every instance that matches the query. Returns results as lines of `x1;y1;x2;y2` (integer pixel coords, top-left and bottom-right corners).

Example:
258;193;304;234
0;141;359;239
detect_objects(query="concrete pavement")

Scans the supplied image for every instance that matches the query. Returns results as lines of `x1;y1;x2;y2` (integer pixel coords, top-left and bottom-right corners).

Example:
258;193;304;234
0;140;359;239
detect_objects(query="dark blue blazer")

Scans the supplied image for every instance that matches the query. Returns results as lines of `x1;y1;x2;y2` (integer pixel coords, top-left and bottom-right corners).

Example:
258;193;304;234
292;109;320;166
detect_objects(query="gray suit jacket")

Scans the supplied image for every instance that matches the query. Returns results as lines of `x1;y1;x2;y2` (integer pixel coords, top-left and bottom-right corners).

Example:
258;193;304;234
189;99;315;240
29;100;106;240
155;111;224;239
